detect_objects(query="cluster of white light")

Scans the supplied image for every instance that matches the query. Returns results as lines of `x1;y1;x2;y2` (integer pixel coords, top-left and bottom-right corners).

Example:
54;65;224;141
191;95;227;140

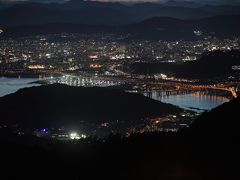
70;132;80;140
69;132;87;140
154;73;167;80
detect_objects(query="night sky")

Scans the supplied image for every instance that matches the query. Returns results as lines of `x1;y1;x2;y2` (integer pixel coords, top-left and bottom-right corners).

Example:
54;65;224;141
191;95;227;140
0;0;240;4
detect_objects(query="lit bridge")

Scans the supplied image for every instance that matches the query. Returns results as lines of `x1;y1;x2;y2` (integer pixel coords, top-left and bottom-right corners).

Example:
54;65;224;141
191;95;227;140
175;84;239;98
138;82;240;98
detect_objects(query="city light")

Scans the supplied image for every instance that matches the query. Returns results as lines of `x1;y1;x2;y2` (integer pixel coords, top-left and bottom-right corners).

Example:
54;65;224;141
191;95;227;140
89;55;98;60
70;132;80;140
69;132;87;140
90;64;102;69
28;65;45;69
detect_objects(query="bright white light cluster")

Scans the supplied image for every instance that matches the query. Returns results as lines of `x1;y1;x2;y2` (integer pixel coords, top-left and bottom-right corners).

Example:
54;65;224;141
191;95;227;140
69;132;87;140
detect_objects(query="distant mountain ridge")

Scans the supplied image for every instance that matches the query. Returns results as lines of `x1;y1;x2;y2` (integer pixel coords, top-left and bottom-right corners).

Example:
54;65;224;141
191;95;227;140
2;15;240;40
0;0;240;26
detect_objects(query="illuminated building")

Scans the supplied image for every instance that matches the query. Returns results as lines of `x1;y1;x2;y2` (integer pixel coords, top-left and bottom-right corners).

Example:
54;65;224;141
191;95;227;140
89;55;98;60
90;64;102;69
28;65;45;69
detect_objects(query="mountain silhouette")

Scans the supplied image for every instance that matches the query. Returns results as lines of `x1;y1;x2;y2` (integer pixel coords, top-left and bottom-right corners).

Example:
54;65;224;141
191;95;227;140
2;15;240;40
0;84;181;129
0;1;240;26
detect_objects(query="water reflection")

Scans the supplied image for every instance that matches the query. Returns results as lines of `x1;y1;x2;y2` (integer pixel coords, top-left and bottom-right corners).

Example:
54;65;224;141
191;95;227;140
0;77;230;113
0;77;39;97
143;91;230;112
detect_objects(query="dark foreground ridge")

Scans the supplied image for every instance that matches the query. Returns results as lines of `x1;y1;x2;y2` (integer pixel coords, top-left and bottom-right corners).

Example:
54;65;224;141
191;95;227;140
0;84;180;128
0;89;239;179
